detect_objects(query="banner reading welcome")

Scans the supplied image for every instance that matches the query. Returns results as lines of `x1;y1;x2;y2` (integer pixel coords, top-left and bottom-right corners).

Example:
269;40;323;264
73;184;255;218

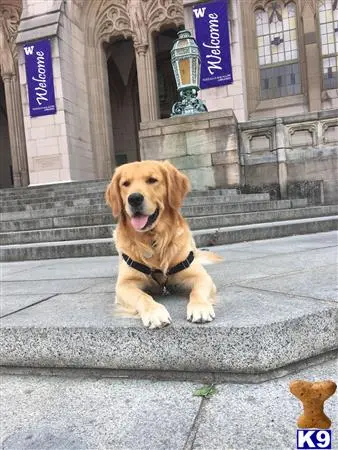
193;0;233;89
24;39;57;117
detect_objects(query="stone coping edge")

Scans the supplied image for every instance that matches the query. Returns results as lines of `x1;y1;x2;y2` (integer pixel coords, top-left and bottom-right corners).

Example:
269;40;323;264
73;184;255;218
1;349;337;384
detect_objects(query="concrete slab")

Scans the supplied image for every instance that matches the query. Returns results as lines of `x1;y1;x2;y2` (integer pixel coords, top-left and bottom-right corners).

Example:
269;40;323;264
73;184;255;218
192;359;338;450
2;257;117;281
209;231;338;255
0;377;200;450
1;278;102;295
0;294;51;317
1;286;336;373
1;233;337;377
1;260;45;277
204;246;337;288
0;359;336;450
240;265;338;302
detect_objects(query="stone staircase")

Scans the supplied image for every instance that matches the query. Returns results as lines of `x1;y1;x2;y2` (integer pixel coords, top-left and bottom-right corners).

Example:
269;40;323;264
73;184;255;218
1;180;337;261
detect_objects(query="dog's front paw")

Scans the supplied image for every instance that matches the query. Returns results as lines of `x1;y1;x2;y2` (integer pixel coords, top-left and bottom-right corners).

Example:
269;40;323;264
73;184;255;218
187;302;215;323
141;303;172;329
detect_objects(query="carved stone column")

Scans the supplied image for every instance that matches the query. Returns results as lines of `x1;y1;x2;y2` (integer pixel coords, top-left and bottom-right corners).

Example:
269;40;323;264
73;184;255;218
275;118;288;199
2;72;29;186
134;42;159;122
301;0;322;112
0;0;29;186
128;0;183;122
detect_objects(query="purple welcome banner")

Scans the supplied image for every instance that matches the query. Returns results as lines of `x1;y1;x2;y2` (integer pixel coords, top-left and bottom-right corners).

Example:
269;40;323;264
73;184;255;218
193;0;233;89
24;39;56;117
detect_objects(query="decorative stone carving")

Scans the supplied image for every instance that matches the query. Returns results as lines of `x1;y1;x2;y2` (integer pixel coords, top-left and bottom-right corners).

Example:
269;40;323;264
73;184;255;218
144;0;183;34
322;118;338;144
287;122;317;147
95;2;132;45
128;0;148;53
301;0;320;15
243;128;274;153
0;2;20;77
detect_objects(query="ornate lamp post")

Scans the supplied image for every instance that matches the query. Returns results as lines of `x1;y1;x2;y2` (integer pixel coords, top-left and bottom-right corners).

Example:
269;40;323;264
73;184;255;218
171;29;207;116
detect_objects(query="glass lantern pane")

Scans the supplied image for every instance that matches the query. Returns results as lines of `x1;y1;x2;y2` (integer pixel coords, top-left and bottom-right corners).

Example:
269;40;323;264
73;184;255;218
179;59;191;85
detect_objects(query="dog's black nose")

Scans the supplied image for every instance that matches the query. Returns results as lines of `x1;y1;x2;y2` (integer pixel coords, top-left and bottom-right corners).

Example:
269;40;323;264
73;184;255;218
128;193;144;207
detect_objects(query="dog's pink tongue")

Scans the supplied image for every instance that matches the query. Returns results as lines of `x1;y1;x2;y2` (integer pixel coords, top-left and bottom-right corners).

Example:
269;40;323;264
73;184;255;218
130;215;149;231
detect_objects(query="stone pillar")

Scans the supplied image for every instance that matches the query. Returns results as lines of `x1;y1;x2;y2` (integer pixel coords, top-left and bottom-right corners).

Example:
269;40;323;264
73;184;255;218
134;41;159;122
0;0;29;187
275;118;287;199
2;73;29;186
302;1;321;112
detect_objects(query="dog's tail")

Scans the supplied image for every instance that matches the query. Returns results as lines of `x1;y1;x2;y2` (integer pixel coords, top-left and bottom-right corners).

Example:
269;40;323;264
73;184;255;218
195;249;223;265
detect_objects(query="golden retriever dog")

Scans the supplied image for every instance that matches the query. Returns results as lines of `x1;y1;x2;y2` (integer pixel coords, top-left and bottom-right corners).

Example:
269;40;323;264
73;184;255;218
105;160;222;329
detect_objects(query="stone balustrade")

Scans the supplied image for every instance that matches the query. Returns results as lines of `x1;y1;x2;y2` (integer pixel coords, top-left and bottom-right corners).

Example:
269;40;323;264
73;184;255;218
239;109;338;204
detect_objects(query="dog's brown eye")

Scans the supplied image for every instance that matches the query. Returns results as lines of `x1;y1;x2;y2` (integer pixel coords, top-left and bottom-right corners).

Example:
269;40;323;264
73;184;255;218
146;177;158;184
122;180;130;187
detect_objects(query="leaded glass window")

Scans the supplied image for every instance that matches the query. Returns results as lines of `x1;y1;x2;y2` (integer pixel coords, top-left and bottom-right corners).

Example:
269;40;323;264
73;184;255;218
319;0;338;89
255;1;301;100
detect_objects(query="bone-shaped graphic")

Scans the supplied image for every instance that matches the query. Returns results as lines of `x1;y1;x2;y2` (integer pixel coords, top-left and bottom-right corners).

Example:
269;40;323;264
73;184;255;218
289;380;337;429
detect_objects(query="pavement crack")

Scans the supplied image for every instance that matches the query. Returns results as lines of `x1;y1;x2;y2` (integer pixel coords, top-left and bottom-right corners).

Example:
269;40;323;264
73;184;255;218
234;284;338;305
183;396;209;450
0;294;59;319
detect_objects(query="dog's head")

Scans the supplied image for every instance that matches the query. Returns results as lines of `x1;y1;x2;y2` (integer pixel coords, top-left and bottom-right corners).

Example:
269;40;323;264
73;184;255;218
105;160;191;232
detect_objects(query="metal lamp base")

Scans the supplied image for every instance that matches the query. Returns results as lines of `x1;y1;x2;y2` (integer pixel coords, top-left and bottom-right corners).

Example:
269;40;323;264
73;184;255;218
171;89;208;116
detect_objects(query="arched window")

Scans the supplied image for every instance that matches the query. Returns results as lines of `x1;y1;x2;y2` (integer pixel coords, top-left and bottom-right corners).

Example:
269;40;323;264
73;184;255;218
255;1;301;100
318;0;338;89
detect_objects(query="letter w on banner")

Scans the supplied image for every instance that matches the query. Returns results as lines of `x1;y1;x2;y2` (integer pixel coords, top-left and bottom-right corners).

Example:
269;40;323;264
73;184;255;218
193;0;233;89
24;39;57;117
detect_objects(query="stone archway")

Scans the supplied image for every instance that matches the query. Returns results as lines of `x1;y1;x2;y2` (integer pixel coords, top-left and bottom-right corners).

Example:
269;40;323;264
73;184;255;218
82;0;184;179
0;0;28;187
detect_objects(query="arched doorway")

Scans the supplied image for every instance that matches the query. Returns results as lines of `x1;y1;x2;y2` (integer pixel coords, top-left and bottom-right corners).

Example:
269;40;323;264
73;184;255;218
83;0;184;178
155;28;179;119
106;39;141;166
0;77;13;187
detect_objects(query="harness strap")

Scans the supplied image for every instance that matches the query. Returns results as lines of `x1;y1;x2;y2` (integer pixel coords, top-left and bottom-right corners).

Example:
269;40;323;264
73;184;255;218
122;251;194;278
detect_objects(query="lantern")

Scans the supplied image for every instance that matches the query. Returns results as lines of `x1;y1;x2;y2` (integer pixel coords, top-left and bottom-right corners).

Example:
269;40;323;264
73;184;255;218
170;30;207;116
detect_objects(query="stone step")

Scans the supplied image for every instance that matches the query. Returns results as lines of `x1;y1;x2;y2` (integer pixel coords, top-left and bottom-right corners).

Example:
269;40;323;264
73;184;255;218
0;271;336;374
0;182;238;200
0;179;108;196
1;188;239;207
0;200;296;232
1;193;270;214
0;194;272;219
1;205;336;245
1;215;337;261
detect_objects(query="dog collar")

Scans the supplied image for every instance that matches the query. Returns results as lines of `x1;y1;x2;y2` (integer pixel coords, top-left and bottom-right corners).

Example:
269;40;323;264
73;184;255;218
122;251;194;280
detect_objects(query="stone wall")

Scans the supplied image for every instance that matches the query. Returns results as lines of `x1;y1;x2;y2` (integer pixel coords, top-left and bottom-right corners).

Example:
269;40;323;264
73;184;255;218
16;0;95;185
139;110;240;190
239;109;338;204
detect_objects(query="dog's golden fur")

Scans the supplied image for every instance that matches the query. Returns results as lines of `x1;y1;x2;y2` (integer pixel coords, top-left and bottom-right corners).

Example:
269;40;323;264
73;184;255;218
105;160;222;329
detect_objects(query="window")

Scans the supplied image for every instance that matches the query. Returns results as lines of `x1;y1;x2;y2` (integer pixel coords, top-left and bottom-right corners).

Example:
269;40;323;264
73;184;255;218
255;1;301;100
319;0;338;89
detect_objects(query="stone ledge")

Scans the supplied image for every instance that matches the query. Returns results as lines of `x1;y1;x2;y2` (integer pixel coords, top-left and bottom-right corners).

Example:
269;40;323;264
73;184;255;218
1;286;337;374
139;109;236;131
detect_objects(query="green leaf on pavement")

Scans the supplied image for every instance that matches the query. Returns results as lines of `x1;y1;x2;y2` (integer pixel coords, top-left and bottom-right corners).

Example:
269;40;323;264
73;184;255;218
193;384;217;398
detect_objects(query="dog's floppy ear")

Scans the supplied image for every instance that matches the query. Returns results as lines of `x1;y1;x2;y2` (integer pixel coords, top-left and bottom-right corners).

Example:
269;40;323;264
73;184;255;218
105;169;122;217
162;160;191;209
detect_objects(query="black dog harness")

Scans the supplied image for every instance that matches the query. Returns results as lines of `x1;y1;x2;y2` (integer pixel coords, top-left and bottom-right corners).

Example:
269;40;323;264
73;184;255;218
122;251;194;291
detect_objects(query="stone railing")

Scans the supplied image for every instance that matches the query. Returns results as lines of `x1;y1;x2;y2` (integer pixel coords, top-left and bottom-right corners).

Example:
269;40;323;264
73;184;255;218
239;109;338;204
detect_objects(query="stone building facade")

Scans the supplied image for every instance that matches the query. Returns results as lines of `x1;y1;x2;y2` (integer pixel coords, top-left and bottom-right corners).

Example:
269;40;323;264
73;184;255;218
0;0;337;202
